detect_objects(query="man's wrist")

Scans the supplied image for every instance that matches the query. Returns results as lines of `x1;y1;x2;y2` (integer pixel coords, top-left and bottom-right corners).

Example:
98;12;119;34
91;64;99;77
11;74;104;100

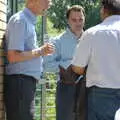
33;48;43;57
38;48;43;56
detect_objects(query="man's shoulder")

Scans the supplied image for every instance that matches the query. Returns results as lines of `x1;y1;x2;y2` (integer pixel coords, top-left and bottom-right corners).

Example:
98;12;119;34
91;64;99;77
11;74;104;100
56;29;70;39
85;19;120;36
86;24;101;33
52;29;70;44
83;23;105;38
8;10;27;24
53;31;65;40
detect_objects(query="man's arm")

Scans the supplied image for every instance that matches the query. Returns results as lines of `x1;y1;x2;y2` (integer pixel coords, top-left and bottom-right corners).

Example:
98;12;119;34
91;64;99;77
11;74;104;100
44;57;72;73
43;39;61;72
43;38;72;73
7;43;54;63
6;18;54;64
72;65;85;75
71;32;92;75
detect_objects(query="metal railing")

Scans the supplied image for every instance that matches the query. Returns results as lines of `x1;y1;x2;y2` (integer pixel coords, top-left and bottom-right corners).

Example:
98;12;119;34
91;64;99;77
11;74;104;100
35;73;57;120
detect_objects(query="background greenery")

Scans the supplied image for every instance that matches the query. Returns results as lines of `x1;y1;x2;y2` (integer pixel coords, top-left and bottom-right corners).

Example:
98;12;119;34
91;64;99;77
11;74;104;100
17;0;101;44
37;0;101;45
48;0;101;31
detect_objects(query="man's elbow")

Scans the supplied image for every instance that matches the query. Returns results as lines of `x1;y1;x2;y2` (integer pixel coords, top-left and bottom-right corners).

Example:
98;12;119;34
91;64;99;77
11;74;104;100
7;55;16;63
72;65;85;75
7;51;19;63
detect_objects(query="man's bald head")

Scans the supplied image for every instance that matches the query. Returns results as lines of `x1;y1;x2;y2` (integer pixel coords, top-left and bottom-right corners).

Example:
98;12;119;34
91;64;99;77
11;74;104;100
25;0;51;16
25;0;35;6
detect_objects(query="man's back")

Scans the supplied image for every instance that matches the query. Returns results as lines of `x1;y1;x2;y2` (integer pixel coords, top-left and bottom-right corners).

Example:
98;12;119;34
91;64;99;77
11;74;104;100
74;15;120;88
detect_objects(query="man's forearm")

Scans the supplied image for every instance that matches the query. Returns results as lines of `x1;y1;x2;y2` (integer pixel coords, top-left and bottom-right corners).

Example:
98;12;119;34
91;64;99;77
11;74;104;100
7;43;55;63
7;49;42;63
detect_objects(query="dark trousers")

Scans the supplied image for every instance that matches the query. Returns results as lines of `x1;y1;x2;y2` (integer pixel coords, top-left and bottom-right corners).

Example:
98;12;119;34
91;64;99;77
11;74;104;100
4;74;36;120
56;81;75;120
87;86;120;120
56;79;86;120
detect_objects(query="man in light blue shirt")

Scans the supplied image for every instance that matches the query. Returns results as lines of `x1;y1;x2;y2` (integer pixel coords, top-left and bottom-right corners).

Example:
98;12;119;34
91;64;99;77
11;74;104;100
4;0;54;120
44;5;85;120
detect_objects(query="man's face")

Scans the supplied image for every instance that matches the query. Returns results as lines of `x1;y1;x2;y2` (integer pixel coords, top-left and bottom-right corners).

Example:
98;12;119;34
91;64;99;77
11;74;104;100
34;0;51;15
68;11;85;34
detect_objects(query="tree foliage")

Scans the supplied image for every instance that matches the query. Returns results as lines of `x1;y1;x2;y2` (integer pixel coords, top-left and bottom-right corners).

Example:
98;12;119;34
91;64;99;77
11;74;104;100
47;0;70;30
82;0;101;29
48;0;101;30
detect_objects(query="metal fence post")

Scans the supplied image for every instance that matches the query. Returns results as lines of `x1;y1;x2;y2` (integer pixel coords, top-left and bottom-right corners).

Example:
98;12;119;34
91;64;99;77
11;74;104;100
41;82;46;120
41;15;47;120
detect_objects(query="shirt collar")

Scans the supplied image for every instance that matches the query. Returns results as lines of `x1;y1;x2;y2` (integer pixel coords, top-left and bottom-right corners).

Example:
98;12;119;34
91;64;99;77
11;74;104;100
23;8;37;25
103;15;120;24
66;28;84;43
66;28;78;39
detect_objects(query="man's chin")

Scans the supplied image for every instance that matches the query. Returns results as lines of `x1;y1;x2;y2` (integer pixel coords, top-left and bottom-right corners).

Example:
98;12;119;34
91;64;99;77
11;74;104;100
78;27;83;31
38;10;46;16
75;29;82;33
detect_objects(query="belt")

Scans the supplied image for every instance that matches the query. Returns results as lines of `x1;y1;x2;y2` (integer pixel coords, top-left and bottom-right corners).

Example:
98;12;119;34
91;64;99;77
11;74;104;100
60;75;84;85
6;74;36;80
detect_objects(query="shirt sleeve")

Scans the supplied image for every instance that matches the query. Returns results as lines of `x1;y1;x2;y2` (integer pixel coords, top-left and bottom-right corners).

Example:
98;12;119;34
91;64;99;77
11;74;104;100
72;31;92;67
7;18;26;51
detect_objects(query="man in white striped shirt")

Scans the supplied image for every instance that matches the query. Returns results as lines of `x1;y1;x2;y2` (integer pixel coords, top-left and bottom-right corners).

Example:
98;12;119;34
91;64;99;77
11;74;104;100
72;0;120;119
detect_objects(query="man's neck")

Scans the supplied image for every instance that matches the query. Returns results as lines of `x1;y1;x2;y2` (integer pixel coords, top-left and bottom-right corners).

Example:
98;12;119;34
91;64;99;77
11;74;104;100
26;4;38;16
74;30;84;38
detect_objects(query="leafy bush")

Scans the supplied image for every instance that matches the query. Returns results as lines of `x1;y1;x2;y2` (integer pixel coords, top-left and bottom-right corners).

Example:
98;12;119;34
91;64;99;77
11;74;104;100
48;0;101;30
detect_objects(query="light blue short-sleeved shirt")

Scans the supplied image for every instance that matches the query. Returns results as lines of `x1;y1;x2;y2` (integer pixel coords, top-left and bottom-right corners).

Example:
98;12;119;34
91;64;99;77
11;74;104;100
44;28;79;73
5;8;43;81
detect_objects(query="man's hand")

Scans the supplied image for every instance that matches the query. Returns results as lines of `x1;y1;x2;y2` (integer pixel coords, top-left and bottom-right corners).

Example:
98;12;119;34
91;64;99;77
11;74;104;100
38;43;55;56
72;65;85;75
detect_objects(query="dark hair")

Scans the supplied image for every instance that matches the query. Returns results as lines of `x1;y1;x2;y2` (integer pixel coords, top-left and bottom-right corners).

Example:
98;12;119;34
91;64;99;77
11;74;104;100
101;0;120;15
66;5;85;19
